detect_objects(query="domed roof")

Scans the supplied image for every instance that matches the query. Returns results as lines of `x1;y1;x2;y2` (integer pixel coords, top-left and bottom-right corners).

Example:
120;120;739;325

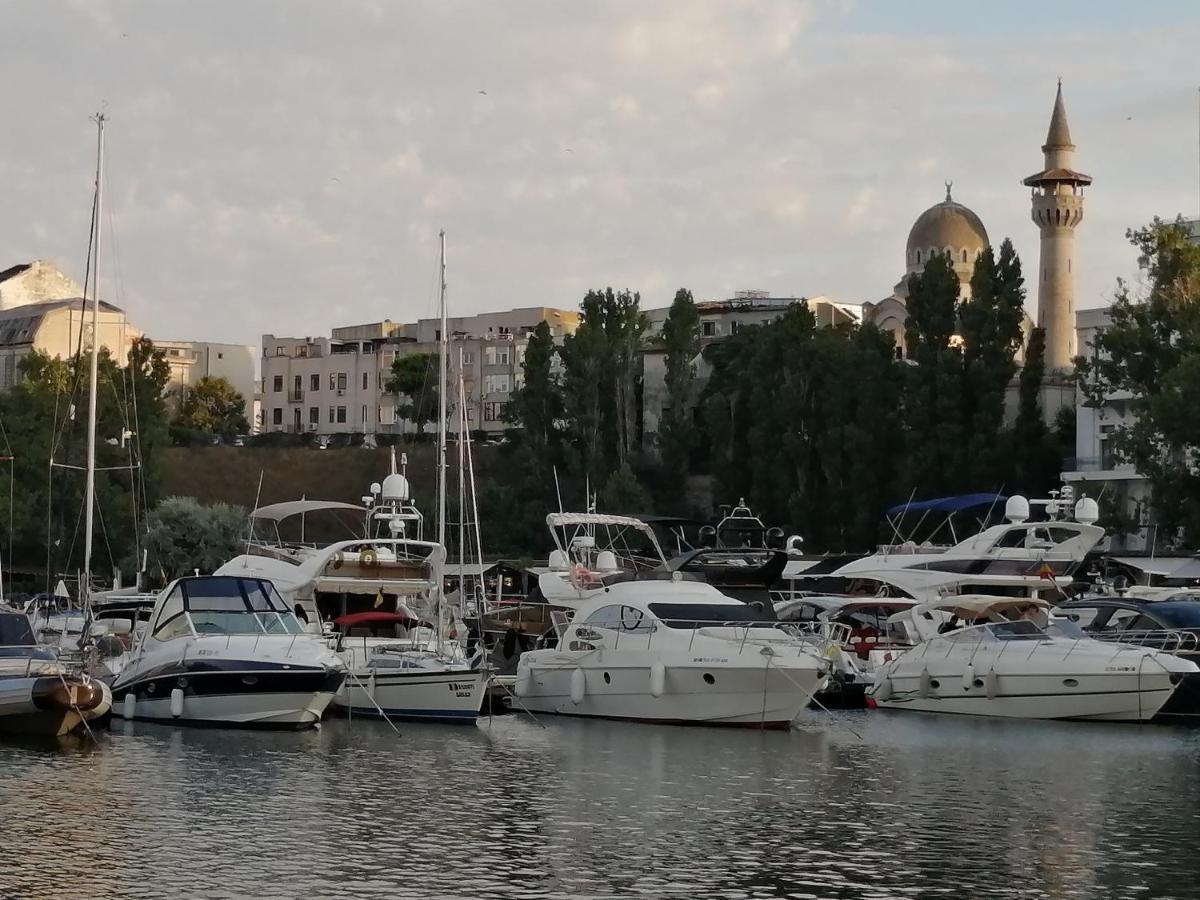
906;184;989;256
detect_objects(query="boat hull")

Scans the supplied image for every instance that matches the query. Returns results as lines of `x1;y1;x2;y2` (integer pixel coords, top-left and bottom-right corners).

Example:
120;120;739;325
0;674;111;737
335;667;486;723
114;665;344;730
874;670;1179;722
517;660;823;728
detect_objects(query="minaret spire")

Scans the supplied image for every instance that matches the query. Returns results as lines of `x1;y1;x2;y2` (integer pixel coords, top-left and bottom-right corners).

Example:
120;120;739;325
1023;81;1091;371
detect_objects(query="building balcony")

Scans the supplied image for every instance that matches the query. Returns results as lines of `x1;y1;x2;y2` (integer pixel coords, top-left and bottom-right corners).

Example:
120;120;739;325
287;389;304;403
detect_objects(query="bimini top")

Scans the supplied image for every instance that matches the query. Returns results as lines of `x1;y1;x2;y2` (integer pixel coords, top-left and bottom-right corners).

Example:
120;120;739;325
251;500;367;521
547;513;657;530
886;494;1006;518
913;594;1050;620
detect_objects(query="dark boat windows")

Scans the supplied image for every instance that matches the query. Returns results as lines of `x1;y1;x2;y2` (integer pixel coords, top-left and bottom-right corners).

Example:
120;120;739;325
648;603;770;628
584;605;655;633
0;612;36;647
153;577;305;639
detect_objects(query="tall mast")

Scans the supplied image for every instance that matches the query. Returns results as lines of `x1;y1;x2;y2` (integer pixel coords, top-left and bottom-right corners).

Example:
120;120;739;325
83;112;105;606
456;348;465;609
436;231;449;630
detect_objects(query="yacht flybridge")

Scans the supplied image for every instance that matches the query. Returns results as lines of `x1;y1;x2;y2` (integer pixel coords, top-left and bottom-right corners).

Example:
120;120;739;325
784;491;1106;601
112;576;346;729
869;596;1197;721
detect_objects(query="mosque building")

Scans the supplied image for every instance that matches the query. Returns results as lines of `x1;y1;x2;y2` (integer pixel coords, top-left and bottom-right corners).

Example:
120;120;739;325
863;81;1086;372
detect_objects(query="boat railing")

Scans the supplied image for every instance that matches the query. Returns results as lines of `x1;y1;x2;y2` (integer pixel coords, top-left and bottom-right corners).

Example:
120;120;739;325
581;619;833;657
1087;629;1200;655
0;646;61;677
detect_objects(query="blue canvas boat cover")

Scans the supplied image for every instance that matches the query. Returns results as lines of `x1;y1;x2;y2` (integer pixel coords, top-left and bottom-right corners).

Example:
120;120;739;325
886;493;1007;518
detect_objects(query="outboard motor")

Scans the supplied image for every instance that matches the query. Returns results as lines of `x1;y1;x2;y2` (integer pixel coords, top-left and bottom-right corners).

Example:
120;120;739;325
698;525;717;548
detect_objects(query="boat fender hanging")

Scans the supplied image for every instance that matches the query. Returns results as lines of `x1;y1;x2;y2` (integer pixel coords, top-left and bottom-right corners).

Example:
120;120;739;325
170;687;185;718
873;677;892;702
918;669;933;699
122;692;136;720
514;665;532;697
649;662;666;698
569;668;586;705
962;664;975;692
985;669;999;700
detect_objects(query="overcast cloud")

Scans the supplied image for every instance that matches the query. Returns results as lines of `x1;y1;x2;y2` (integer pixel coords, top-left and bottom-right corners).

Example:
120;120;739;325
2;1;1198;344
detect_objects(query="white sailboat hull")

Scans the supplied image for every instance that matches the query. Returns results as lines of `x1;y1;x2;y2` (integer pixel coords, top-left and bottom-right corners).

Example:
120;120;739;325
335;668;485;722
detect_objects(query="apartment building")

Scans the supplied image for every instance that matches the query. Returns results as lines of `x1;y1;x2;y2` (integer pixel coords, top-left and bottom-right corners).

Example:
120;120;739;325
260;307;579;437
155;339;259;420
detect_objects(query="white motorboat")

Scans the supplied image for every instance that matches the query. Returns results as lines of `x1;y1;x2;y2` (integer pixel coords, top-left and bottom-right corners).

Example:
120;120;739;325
331;611;485;723
782;492;1106;602
112;575;346;729
515;578;830;728
869;596;1197;721
0;606;111;737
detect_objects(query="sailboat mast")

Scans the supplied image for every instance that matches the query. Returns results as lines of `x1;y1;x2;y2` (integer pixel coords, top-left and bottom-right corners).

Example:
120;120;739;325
82;112;105;605
436;230;449;628
456;348;465;609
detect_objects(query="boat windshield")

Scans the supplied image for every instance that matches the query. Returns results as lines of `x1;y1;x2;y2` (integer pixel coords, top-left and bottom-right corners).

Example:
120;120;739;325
648;603;771;628
951;619;1047;642
0;612;36;647
179;577;305;636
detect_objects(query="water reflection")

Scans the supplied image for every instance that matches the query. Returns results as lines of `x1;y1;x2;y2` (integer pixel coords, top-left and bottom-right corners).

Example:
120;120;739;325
0;711;1197;899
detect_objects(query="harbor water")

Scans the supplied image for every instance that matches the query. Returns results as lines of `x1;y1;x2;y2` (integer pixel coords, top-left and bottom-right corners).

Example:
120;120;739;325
2;712;1199;899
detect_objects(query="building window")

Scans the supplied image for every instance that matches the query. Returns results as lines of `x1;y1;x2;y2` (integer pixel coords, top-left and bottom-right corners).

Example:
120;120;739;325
484;346;512;366
217;352;223;360
961;249;968;262
484;401;502;422
462;351;475;366
310;374;320;391
272;408;283;426
731;321;741;334
362;372;369;390
329;406;335;424
336;406;347;424
483;374;511;394
702;321;715;337
297;346;308;358
330;372;347;391
915;250;922;264
309;407;319;424
272;375;283;392
293;375;302;392
361;404;368;423
275;346;285;356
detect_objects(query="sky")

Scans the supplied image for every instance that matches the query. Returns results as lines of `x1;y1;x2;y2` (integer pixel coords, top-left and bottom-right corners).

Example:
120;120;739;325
2;0;1199;344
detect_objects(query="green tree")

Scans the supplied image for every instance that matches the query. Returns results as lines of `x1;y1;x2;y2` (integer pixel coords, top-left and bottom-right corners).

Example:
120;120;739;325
503;320;561;459
143;497;248;581
386;352;440;433
657;288;701;502
176;376;249;436
1077;219;1200;544
903;252;968;496
599;462;653;515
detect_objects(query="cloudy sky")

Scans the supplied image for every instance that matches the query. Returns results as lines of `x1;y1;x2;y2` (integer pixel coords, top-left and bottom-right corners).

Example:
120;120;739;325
2;1;1198;344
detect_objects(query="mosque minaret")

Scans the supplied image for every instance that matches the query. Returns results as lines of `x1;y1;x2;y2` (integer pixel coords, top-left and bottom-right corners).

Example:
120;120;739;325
1023;80;1091;370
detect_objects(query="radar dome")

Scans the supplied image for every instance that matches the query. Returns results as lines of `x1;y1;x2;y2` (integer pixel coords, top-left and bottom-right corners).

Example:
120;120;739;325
1074;497;1099;525
1005;495;1030;524
381;473;410;501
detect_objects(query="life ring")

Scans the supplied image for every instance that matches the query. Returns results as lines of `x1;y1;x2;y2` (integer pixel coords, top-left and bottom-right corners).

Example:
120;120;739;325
360;547;379;566
569;564;601;591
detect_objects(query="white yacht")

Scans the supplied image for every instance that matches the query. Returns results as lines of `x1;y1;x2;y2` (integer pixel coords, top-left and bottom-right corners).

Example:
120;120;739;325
869;595;1197;721
0;605;111;737
783;492;1106;601
112;575;346;729
515;579;831;728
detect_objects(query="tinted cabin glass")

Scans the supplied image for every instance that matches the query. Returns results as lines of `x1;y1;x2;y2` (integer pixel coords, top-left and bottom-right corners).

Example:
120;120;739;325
648;603;768;627
1149;603;1200;628
0;613;35;646
584;605;624;630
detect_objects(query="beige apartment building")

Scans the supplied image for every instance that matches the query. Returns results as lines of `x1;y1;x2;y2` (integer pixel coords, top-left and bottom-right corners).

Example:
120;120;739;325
155;339;259;424
260;307;580;437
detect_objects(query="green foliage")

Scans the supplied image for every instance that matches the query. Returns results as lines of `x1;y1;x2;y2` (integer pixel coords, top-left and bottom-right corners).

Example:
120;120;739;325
657;288;701;503
143;496;248;582
1077;219;1200;545
600;463;653;515
0;338;172;581
699;303;904;551
386;352;440;431
175;376;249;437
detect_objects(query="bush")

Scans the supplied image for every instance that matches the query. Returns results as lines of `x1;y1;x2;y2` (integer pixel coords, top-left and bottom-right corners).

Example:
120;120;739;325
144;497;248;582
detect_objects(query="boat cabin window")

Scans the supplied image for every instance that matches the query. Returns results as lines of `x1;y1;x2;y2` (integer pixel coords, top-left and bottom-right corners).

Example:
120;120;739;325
584;605;624;630
1097;608;1140;633
956;620;1045;641
1060;606;1103;628
153;577;305;639
648;603;769;628
0;612;36;647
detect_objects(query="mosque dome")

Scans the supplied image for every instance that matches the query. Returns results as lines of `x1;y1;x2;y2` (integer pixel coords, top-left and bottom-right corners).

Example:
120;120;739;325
905;183;989;270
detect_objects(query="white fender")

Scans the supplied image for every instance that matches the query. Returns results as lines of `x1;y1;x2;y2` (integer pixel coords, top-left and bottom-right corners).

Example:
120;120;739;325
649;662;666;698
170;687;185;718
122;692;136;720
962;663;976;692
985;669;999;700
872;677;892;702
569;668;586;705
514;665;531;697
918;669;933;698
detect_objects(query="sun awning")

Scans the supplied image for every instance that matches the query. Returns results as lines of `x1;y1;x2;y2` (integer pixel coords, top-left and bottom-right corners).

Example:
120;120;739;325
251;500;367;521
886;493;1006;518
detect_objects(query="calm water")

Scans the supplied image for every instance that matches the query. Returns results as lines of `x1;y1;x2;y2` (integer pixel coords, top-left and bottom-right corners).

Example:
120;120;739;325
2;711;1199;899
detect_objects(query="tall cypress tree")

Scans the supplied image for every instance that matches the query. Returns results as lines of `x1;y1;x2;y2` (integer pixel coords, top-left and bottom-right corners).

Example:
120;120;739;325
657;288;701;502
